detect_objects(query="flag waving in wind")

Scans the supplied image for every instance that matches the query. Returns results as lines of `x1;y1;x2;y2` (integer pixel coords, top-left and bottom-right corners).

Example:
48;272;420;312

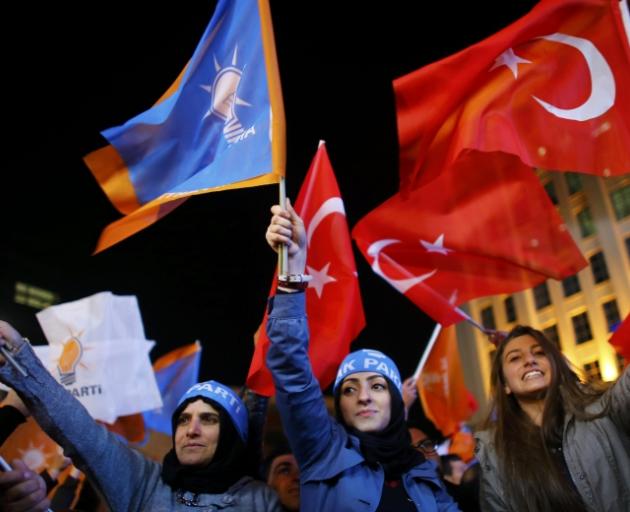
247;142;365;396
143;341;202;436
353;153;587;326
609;312;630;364
417;325;478;437
396;0;630;192
84;0;285;253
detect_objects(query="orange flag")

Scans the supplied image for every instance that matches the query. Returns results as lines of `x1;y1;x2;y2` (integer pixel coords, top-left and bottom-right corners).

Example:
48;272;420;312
0;417;62;472
418;325;478;437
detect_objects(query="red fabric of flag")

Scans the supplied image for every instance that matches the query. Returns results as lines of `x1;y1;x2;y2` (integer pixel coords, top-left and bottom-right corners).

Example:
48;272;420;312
417;325;478;437
609;312;630;363
352;151;587;326
246;143;365;396
396;0;630;192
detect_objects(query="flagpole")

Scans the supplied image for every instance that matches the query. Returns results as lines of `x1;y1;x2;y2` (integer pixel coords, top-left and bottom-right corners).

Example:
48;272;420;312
620;0;630;46
0;346;27;377
412;323;443;382
456;306;507;343
278;177;288;275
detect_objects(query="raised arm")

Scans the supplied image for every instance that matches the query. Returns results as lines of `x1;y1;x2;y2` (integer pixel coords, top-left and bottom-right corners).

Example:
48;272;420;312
0;321;160;512
264;201;341;473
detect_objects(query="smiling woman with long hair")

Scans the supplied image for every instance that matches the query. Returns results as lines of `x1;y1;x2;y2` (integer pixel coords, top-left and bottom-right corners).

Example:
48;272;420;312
475;325;630;512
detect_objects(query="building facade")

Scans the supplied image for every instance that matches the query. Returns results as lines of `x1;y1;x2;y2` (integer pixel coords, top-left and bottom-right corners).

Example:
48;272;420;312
458;172;630;421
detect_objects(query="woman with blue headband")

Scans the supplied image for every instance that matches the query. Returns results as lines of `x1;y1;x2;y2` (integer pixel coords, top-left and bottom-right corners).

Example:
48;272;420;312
264;201;458;512
0;322;281;512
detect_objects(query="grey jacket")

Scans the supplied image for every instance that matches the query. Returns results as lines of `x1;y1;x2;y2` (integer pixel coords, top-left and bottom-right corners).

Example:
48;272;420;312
0;342;281;512
475;366;630;512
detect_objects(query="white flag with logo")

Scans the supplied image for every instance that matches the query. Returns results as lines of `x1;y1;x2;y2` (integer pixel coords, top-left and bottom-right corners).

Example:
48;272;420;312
35;291;162;424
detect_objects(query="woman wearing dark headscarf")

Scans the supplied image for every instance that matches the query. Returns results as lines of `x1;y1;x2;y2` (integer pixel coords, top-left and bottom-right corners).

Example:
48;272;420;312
0;321;281;512
263;201;458;511
475;325;629;512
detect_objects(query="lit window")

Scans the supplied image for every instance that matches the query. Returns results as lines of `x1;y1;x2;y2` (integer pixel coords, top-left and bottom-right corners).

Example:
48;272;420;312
589;252;610;284
504;296;516;323
577;208;595;238
481;306;496;331
565;173;583;195
533;282;551;310
602;300;621;332
562;275;581;297
544;181;558;205
543;324;560;346
572;312;593;344
14;282;59;310
610;186;630;220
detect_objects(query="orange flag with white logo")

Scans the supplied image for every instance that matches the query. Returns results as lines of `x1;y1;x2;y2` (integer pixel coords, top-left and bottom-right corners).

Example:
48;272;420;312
0;417;61;473
417;325;478;437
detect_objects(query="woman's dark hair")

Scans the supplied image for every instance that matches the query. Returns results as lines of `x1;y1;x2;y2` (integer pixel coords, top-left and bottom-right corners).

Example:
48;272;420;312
482;325;606;511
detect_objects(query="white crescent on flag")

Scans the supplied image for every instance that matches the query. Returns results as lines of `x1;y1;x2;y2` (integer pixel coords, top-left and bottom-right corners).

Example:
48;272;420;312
533;32;615;121
306;197;345;246
367;239;437;293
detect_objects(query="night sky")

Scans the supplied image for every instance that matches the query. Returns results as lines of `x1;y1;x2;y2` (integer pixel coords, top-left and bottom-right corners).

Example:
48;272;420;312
2;1;538;388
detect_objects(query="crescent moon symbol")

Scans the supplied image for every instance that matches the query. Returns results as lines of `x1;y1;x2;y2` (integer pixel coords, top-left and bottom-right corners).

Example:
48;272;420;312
306;197;345;246
532;32;615;121
367;239;437;293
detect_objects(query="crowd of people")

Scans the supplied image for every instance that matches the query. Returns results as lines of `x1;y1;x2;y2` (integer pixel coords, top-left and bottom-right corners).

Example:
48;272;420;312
0;202;628;511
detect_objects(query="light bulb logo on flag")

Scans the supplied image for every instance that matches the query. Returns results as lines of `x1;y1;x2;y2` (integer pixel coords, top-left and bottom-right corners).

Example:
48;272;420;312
57;336;84;386
18;442;55;472
203;47;253;144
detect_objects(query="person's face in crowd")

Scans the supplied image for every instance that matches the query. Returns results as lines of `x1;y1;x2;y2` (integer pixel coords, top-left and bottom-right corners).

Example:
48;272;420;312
501;334;552;399
174;399;220;466
267;454;300;511
339;372;391;432
444;459;468;485
409;427;440;464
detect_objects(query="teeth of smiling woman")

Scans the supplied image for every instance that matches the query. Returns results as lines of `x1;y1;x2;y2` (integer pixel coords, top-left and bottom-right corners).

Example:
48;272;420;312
523;370;543;380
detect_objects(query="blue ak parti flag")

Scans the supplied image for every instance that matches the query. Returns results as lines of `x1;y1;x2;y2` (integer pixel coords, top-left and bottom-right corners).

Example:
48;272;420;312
84;0;285;252
143;341;202;435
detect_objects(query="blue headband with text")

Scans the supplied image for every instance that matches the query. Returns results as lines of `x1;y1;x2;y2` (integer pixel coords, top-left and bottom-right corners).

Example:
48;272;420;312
177;380;248;442
333;349;402;395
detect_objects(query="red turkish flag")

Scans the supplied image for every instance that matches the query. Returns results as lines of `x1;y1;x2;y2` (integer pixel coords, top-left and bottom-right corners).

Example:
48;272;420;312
396;0;630;192
609;312;630;364
352;151;587;326
418;325;478;437
247;143;365;396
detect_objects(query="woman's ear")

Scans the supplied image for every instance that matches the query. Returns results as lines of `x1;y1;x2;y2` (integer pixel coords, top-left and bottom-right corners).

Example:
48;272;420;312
504;385;512;395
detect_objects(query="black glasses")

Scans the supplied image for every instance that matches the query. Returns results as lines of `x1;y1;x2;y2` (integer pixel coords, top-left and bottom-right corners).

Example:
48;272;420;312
412;439;437;452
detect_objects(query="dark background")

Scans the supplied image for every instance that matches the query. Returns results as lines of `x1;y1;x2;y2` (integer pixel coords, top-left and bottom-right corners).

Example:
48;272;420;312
2;2;538;389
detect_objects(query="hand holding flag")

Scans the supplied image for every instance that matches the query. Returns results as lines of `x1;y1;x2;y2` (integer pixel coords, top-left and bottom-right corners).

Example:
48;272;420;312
247;143;365;396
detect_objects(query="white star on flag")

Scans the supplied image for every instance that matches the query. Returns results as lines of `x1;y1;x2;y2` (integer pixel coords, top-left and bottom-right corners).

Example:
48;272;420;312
307;262;337;298
420;234;453;255
490;48;532;79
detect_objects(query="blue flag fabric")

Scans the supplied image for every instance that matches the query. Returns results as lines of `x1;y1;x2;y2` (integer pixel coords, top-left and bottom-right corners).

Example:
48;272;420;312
84;0;285;252
143;341;202;436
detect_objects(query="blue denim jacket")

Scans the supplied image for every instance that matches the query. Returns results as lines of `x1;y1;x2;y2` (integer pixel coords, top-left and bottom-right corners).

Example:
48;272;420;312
266;292;460;512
